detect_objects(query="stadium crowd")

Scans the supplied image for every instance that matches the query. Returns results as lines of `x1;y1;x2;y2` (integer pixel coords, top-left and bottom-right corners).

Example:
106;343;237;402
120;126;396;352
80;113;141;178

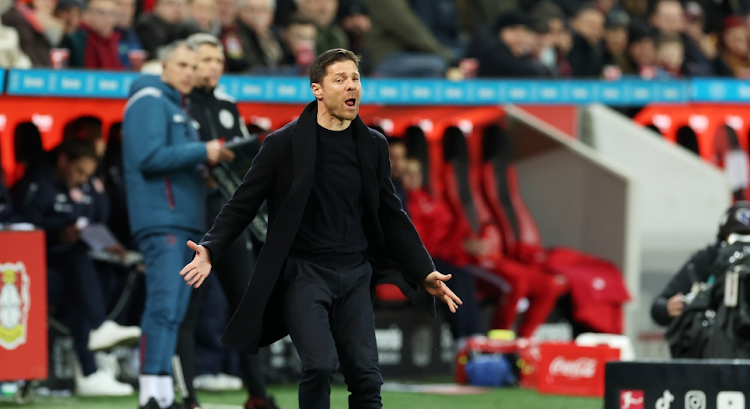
1;0;750;78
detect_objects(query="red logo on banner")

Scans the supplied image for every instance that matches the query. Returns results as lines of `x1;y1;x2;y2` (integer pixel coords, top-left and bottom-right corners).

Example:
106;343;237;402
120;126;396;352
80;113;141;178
537;343;620;397
548;356;598;378
620;390;645;409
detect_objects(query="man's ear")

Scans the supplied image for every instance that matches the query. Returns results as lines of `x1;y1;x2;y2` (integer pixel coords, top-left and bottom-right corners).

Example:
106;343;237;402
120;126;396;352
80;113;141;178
311;82;323;100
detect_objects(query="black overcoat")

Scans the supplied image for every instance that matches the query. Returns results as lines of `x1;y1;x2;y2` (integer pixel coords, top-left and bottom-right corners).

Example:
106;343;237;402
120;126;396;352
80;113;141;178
200;101;436;354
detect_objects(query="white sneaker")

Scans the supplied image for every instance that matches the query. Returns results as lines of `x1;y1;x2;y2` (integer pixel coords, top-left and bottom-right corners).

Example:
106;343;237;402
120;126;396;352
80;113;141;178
76;369;134;396
88;321;141;352
193;373;243;391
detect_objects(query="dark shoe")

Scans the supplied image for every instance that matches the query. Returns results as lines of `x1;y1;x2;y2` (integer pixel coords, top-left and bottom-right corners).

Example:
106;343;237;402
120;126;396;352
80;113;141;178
245;395;282;409
182;395;201;409
140;398;160;409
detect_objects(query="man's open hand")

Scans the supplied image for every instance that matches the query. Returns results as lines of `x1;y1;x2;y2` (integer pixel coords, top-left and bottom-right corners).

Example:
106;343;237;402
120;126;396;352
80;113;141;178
179;240;212;288
423;271;462;313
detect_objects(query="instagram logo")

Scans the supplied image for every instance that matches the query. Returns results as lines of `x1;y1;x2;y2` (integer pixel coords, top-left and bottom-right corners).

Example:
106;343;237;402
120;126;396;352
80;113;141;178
685;390;707;409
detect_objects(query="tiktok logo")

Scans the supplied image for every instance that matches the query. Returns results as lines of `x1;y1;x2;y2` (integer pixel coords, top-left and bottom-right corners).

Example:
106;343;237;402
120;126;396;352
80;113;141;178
656;390;675;409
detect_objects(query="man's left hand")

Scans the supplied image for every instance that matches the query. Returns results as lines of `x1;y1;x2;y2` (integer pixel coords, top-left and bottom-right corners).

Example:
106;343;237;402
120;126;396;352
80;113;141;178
423;271;462;313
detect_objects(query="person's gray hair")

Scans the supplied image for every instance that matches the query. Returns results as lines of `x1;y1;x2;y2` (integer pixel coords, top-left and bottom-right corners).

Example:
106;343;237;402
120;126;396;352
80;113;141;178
186;33;225;54
158;40;197;62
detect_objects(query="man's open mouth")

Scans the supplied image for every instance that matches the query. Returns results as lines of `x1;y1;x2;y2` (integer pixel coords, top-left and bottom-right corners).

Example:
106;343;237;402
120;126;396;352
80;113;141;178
345;98;357;107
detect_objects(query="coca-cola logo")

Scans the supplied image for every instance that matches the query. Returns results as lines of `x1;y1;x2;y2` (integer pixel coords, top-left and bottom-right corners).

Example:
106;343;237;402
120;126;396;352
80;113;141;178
548;356;598;379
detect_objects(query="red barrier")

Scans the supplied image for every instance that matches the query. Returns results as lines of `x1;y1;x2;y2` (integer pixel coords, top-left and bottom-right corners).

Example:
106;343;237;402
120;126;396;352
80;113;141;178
0;230;47;382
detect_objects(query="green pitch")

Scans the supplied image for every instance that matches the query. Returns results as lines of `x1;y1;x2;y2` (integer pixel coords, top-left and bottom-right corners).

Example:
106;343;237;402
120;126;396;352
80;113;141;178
0;385;602;409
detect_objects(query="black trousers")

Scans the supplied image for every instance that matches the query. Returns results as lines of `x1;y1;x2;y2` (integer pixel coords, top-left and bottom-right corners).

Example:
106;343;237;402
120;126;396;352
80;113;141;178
283;256;382;409
176;230;267;398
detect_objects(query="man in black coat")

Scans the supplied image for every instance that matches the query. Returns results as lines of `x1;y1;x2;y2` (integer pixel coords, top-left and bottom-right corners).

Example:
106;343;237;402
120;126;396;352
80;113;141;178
180;48;461;409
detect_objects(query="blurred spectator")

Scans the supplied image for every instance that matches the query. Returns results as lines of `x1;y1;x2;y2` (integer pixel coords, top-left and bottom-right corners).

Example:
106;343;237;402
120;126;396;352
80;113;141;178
54;0;81;35
656;33;684;77
409;0;466;59
135;0;197;60
2;0;64;66
0;19;32;67
62;0;123;69
717;15;750;78
216;0;236;28
12;140;139;396
295;0;348;54
236;0;284;71
466;11;552;78
216;0;242;71
363;0;453;77
456;0;519;35
335;0;369;57
684;1;718;62
278;12;317;70
622;0;648;19
650;0;716;75
528;1;565;74
567;5;605;77
114;0;142;69
187;0;220;36
628;19;658;77
603;9;635;75
387;137;408;205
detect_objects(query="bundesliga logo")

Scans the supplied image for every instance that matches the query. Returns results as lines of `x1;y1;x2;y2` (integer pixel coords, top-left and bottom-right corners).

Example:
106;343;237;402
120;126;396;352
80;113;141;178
0;262;31;350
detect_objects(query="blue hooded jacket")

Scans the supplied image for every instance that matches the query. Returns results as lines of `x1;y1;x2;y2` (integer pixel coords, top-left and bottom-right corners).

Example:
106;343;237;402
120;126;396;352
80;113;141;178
122;75;207;240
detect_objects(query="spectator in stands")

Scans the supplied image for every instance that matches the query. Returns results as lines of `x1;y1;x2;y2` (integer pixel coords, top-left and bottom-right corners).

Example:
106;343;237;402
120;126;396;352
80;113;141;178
121;40;234;409
651;201;750;327
335;0;369;59
650;0;716;76
278;12;317;71
216;0;237;30
387;137;408;205
528;1;566;75
363;0;453;77
187;0;220;36
0;19;32;67
236;0;284;72
114;0;143;69
684;2;718;67
717;15;750;78
54;0;81;35
135;0;196;60
2;0;64;66
567;5;605;77
466;11;552;78
603;9;635;76
401;159;483;342
628;20;658;78
656;33;684;77
457;0;518;35
409;0;466;59
295;0;348;55
12;140;140;396
62;0;123;69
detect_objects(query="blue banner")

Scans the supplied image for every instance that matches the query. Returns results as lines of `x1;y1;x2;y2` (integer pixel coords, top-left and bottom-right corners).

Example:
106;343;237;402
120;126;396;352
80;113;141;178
0;69;5;93
2;68;748;105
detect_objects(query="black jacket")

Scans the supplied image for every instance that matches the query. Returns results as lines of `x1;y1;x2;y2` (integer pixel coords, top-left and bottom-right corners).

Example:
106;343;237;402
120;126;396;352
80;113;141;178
188;87;247;143
135;14;198;60
200;101;436;353
467;26;552;78
651;243;720;326
567;32;604;78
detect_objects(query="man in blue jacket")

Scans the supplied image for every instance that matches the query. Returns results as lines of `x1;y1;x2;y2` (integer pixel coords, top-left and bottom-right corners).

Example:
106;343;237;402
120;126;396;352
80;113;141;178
122;39;234;409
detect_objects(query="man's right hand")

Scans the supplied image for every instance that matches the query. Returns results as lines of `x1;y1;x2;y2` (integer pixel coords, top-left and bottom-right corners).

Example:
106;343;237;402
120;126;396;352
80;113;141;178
667;293;685;317
205;140;236;166
179;240;212;288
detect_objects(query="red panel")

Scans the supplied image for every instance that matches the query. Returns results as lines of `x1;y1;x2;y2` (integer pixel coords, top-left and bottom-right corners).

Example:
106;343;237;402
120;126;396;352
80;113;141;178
537;343;620;397
516;106;578;138
0;230;48;381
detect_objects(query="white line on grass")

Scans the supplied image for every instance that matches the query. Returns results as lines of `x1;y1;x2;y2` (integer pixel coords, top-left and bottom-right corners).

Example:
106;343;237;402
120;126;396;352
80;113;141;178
201;404;243;409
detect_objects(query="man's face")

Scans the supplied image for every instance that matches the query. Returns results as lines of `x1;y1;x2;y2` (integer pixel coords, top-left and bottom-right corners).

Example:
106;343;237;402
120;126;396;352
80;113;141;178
283;23;317;55
55;7;81;34
189;0;216;31
194;44;224;89
629;38;656;67
84;0;117;37
724;26;749;57
114;0;135;28
58;156;97;189
239;0;272;33
500;25;533;56
401;160;423;192
657;41;684;71
162;45;197;94
216;0;236;27
298;0;337;28
389;143;407;179
312;59;361;123
572;9;605;45
651;1;685;35
605;27;628;55
155;0;186;24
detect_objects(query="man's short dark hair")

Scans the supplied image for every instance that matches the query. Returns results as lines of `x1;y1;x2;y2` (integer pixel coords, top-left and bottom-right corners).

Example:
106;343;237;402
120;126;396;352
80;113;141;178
309;48;360;85
57;139;99;162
